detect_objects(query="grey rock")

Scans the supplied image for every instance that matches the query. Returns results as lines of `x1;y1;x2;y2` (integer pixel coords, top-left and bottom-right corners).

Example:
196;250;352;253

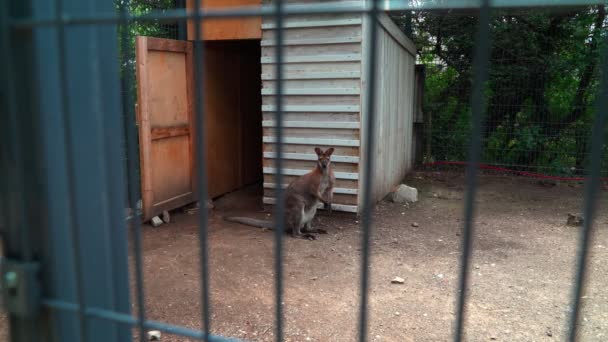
391;184;418;203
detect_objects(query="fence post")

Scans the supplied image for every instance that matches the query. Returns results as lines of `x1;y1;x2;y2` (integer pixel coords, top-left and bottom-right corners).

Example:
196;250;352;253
1;0;132;341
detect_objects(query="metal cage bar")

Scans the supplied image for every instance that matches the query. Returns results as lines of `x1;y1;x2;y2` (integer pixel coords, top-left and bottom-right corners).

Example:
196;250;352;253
453;0;492;340
566;23;608;342
272;0;286;341
118;0;148;341
53;0;89;339
192;0;213;340
358;1;380;341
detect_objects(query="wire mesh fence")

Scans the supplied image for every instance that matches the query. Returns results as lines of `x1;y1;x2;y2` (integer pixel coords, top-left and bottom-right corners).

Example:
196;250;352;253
391;5;608;177
1;1;607;342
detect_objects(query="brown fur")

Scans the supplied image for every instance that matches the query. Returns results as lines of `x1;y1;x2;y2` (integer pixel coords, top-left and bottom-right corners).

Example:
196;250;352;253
225;147;336;240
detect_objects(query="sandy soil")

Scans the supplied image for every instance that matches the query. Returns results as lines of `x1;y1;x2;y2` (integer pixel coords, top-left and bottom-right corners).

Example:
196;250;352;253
1;172;607;342
133;172;608;341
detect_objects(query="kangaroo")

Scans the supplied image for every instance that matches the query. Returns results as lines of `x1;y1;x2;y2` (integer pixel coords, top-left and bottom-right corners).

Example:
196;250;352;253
225;147;336;240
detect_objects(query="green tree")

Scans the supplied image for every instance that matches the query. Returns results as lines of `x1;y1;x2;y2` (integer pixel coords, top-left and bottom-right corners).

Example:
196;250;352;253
393;5;607;176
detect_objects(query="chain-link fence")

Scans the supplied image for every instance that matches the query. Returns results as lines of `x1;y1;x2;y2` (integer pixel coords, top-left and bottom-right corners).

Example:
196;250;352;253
393;6;608;178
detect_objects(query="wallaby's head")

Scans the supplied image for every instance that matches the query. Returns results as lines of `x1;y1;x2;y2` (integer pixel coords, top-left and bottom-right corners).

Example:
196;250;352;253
314;147;334;170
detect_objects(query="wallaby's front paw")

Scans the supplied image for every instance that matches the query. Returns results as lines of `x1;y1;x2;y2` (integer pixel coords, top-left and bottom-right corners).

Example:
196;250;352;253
325;202;332;214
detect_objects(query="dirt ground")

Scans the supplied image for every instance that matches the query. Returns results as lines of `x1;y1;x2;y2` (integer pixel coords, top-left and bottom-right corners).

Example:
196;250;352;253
1;171;607;341
134;171;607;342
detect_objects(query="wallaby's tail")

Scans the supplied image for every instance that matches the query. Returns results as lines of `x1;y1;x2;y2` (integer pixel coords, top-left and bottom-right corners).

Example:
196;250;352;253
224;216;275;230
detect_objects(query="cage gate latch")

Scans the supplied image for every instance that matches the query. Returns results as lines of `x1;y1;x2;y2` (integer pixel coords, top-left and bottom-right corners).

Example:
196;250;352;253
0;258;41;317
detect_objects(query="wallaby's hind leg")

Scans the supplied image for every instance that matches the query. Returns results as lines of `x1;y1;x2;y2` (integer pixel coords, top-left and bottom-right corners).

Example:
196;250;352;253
302;220;328;234
288;206;317;240
301;207;328;235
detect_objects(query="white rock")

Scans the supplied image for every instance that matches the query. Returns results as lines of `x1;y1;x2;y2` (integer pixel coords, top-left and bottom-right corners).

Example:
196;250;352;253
161;210;171;224
147;330;161;341
150;216;163;227
391;277;405;284
391;184;418;203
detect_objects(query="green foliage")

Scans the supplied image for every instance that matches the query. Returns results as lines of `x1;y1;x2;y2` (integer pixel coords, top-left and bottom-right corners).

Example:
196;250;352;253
394;6;608;176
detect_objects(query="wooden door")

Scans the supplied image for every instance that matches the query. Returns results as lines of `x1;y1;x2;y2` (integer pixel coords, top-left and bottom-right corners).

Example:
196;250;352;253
135;36;196;221
186;0;262;41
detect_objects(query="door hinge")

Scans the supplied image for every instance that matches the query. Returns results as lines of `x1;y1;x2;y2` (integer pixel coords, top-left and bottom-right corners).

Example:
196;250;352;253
1;258;41;317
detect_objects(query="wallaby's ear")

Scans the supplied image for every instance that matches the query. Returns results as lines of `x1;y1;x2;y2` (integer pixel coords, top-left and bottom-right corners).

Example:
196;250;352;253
325;147;335;156
314;147;322;156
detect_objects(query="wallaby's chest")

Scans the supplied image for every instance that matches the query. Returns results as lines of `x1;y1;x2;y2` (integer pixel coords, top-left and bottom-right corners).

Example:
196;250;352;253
319;174;330;194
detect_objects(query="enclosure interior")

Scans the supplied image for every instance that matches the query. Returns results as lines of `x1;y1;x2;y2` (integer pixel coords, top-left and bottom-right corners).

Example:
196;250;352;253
203;40;263;198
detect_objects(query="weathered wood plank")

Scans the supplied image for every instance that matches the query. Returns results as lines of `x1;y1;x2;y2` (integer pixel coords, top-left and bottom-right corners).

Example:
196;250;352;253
261;36;362;46
262;120;359;129
263;151;359;163
261;54;361;64
262;18;362;29
262;104;360;112
263;167;358;180
261;88;360;95
264;183;358;195
261;71;361;80
151;125;190;141
262;136;359;147
146;36;190;53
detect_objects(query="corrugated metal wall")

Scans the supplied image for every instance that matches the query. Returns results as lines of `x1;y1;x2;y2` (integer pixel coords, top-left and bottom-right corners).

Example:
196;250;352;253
360;13;416;207
261;11;364;213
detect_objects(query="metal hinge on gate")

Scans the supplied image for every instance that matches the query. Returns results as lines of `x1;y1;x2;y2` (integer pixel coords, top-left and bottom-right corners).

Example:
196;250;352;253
0;258;41;317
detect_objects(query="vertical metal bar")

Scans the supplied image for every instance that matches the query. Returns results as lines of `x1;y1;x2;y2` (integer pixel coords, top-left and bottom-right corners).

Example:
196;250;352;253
358;1;379;341
192;0;212;340
53;0;88;340
176;0;187;40
86;0;119;339
119;1;147;341
567;22;608;342
454;1;492;341
272;0;285;341
0;0;34;263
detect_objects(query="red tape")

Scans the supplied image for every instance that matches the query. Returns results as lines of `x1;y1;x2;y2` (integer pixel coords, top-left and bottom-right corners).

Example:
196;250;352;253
422;161;608;181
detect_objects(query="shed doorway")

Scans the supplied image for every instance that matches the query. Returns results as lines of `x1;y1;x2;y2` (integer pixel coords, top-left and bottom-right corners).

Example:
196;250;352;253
135;36;262;221
203;40;263;199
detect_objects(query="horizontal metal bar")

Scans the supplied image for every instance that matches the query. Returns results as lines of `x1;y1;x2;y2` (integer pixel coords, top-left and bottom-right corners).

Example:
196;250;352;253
42;299;240;342
10;0;604;29
263;197;358;213
263;167;358;180
263;136;360;147
263;151;360;163
261;54;361;64
261;71;361;81
261;88;360;95
382;0;604;10
264;183;358;195
262;121;359;129
261;37;362;47
262;105;360;113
